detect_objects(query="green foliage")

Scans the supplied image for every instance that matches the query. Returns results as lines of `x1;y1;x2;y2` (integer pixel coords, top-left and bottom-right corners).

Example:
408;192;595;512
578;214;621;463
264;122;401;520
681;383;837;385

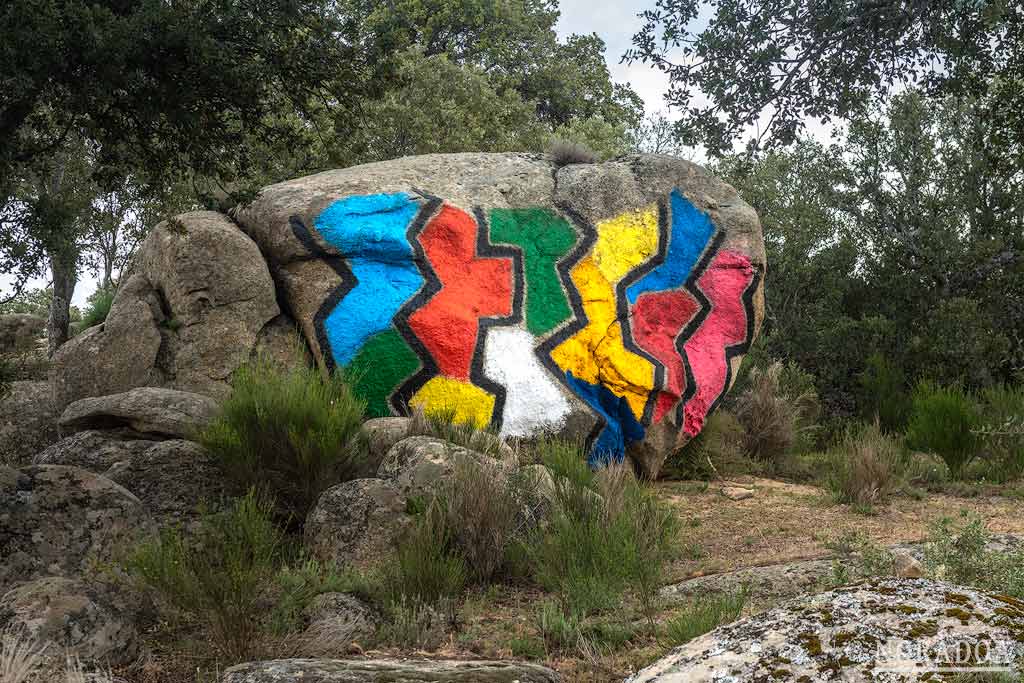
127;492;283;662
267;558;361;636
858;353;910;432
525;443;678;619
0;288;51;317
923;513;1024;598
200;358;369;522
905;382;982;479
975;385;1024;482
77;287;114;331
664;410;749;481
660;590;746;647
378;499;468;608
825;421;902;509
406;405;506;458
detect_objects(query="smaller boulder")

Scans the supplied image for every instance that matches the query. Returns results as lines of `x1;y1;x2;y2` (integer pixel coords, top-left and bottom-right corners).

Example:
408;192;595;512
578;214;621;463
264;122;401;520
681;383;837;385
33;430;158;471
377;436;506;499
892;549;925;578
361;417;412;469
104;440;228;529
0;380;59;467
720;486;754;501
305;478;409;569
300;593;379;653
0;314;44;354
0;465;155;593
59;387;218;439
221;658;562;683
0;576;141;668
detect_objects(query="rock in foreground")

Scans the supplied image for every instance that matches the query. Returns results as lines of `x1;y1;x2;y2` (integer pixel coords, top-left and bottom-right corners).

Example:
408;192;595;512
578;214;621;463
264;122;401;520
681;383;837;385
631;577;1024;682
221;658;561;683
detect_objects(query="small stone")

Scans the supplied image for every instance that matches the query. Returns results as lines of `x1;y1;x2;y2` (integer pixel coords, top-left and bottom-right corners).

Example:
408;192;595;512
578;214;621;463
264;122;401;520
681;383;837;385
721;486;754;501
892;550;925;578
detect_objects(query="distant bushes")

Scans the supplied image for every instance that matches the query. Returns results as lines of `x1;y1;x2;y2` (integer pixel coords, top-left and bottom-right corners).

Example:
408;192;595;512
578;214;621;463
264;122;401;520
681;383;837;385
905;381;981;479
200;358;369;522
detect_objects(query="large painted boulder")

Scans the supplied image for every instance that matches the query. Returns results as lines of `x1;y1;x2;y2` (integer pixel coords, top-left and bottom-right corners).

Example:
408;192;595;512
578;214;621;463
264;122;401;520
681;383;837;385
236;153;765;475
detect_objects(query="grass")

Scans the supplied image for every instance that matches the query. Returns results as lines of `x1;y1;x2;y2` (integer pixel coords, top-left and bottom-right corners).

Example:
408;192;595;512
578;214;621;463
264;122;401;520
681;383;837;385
200;357;370;523
825;421;902;508
547;139;598;166
128;491;285;662
0;628;46;683
734;361;819;472
660;590;746;647
922;512;1024;598
406;405;508;458
663;410;751;480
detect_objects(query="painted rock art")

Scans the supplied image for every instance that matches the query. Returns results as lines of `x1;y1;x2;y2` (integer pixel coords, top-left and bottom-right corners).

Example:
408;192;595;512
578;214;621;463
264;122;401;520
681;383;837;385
235;153;765;473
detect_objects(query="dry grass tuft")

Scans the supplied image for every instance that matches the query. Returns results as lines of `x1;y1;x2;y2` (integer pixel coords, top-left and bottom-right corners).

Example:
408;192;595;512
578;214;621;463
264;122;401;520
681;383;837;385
0;628;45;683
827;421;902;507
734;362;817;470
547;140;598;166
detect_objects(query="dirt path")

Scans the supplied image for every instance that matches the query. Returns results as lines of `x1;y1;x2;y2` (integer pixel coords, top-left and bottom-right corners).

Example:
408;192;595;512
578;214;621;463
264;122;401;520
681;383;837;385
660;477;1024;583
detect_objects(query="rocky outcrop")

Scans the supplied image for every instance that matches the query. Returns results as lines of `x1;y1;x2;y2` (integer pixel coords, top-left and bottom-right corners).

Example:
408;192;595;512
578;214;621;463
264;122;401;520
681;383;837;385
233;153;765;477
0;314;44;353
59;387;219;439
305;478;409;569
0;576;142;668
300;593;380;653
377;436;508;498
0;380;59;467
51;211;286;409
0;465;154;592
221;658;562;683
104;439;227;529
33;430;159;470
631;578;1024;682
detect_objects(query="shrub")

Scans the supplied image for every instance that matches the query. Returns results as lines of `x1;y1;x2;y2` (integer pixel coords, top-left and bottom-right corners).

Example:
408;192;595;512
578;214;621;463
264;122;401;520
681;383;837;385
442;458;526;582
857;352;910;431
77;288;114;331
374;596;453;650
905;381;982;479
525;441;678;618
268;558;362;635
734;361;819;469
664;410;749;480
975;384;1024;482
200;358;369;522
128;491;283;662
826;421;902;508
0;627;45;683
923;513;1024;598
547;139;597;166
661;590;746;647
378;498;467;607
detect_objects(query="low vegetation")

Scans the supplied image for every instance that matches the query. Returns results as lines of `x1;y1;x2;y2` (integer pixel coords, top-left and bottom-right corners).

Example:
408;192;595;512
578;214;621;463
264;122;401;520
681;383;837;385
825;421;901;509
660;590;747;647
199;357;370;522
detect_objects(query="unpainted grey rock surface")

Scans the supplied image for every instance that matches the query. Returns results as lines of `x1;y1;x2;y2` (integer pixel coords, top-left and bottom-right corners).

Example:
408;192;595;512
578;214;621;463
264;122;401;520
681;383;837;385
0;380;59;467
361;417;412;469
33;430;158;470
377;436;507;498
51;211;282;409
0;576;141;668
0;314;44;353
104;439;227;529
631;578;1024;682
59;387;218;439
0;465;154;592
305;478;409;570
221;658;562;683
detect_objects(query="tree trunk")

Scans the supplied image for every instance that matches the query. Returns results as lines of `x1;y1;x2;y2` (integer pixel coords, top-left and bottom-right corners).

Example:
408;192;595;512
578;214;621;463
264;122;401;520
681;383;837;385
47;252;77;356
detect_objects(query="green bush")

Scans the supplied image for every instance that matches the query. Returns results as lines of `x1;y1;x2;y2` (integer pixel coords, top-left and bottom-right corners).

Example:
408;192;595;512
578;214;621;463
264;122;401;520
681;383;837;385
905;381;982;479
78;288;114;331
378;498;467;607
923;513;1024;598
525;441;678;619
200;358;369;522
975;384;1024;482
128;491;283;662
857;352;910;431
661;590;746;647
825;421;902;509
